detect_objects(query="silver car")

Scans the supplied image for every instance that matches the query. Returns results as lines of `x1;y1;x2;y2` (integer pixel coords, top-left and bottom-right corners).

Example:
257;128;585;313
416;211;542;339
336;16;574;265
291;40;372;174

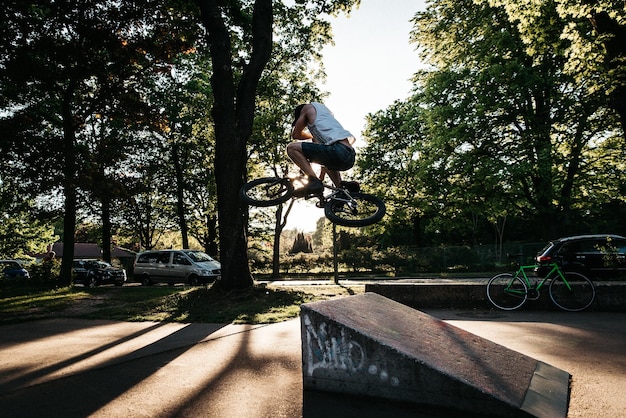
134;250;221;286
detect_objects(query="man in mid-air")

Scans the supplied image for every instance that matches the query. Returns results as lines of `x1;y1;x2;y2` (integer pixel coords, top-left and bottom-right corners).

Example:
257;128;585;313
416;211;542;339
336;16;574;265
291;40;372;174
287;102;356;195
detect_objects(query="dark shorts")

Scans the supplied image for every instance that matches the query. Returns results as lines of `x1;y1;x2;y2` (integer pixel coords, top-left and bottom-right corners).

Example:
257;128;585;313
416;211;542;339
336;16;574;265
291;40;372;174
301;142;356;171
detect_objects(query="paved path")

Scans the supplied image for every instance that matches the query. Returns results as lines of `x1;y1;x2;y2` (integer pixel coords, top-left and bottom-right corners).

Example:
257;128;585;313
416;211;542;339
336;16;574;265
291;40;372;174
423;309;626;418
0;310;624;417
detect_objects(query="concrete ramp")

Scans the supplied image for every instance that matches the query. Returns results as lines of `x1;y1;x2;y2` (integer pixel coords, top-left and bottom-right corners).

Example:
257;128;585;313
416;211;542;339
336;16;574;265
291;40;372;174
300;293;570;418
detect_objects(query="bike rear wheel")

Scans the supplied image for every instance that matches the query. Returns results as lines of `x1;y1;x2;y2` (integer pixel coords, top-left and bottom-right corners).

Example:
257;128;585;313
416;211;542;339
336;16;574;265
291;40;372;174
240;177;293;207
486;273;528;310
549;272;595;311
324;192;386;227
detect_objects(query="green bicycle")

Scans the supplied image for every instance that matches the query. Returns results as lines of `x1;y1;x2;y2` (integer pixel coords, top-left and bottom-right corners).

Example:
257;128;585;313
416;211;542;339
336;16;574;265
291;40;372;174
486;258;596;311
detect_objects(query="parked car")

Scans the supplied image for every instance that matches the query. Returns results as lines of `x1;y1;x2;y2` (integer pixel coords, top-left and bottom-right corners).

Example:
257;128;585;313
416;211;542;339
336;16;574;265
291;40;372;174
535;234;626;279
1;260;30;280
72;259;127;287
134;250;221;285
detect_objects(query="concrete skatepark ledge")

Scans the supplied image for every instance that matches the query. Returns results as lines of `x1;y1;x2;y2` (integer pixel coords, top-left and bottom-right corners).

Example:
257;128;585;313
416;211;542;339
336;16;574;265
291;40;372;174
301;293;569;417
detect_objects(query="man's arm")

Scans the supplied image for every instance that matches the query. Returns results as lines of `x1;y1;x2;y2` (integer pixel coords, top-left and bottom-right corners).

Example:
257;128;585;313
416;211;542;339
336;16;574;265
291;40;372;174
291;104;315;140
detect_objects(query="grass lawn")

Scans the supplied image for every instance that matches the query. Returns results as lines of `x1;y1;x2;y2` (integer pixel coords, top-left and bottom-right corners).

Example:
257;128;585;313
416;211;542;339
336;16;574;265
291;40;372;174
0;281;365;325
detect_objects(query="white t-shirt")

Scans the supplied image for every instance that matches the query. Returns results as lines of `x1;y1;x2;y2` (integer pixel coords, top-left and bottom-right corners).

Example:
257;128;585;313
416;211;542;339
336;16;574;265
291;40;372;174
307;102;355;145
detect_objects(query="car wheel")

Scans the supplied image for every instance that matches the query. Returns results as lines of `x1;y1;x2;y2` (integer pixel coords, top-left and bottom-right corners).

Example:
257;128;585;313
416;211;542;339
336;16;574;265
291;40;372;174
114;281;123;287
88;277;97;288
141;275;152;286
189;275;199;286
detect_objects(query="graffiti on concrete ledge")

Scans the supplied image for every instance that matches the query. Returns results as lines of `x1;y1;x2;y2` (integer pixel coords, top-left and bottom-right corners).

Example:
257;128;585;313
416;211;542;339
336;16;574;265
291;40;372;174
303;314;400;386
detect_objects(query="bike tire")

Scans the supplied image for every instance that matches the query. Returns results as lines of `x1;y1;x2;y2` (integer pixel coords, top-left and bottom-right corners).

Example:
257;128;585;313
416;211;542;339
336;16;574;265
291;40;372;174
240;177;294;207
486;273;528;310
324;192;386;227
549;272;595;312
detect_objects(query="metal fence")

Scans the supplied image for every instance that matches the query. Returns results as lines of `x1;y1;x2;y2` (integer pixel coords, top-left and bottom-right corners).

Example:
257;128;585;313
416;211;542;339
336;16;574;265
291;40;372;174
389;242;546;274
262;242;548;276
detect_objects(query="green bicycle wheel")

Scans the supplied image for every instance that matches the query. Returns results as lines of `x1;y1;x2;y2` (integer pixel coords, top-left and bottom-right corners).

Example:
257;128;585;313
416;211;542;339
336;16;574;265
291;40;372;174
549;272;595;311
486;273;528;310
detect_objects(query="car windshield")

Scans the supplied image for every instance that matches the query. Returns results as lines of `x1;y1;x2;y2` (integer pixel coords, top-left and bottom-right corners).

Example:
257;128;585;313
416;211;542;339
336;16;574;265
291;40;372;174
184;251;214;262
85;261;111;268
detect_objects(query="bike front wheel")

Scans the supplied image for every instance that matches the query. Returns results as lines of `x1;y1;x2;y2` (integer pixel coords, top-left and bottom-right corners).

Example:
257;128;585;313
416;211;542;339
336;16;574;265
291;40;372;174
240;177;294;207
324;192;386;227
486;273;528;310
549;272;595;311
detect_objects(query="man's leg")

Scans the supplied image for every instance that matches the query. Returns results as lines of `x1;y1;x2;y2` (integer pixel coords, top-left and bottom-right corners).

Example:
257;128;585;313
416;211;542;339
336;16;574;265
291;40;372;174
286;142;317;178
286;142;323;193
321;167;342;187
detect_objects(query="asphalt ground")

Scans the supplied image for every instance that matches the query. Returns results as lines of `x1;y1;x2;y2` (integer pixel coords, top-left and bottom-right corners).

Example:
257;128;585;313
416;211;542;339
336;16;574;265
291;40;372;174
0;309;624;417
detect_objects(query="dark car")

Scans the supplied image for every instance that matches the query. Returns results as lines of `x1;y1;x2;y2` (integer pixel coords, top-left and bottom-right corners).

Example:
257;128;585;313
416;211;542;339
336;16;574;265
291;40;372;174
535;234;626;279
73;259;127;287
1;260;30;280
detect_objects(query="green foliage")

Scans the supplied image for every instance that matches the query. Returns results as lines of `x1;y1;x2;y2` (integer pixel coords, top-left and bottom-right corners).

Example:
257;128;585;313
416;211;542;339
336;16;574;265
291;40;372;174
0;211;57;260
0;0;205;280
0;177;58;259
28;260;61;286
5;0;623;278
357;0;626;249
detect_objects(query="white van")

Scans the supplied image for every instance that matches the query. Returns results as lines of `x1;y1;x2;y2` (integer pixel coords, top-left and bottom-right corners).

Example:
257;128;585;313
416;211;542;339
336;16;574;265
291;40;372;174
134;250;221;285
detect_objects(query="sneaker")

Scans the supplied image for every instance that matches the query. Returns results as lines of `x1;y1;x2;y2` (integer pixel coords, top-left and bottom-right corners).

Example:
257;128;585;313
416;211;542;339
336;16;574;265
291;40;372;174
307;176;324;194
292;176;324;198
341;181;360;193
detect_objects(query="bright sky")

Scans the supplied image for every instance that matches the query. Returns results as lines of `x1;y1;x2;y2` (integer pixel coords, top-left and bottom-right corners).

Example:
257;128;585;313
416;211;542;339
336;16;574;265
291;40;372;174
284;0;427;232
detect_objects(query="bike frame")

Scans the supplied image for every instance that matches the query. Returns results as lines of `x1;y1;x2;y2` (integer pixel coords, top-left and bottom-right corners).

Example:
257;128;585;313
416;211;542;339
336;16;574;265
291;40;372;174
512;262;571;291
287;176;356;205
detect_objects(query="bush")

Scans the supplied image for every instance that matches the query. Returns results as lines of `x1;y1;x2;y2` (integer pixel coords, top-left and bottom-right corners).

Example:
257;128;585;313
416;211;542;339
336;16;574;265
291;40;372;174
28;260;61;286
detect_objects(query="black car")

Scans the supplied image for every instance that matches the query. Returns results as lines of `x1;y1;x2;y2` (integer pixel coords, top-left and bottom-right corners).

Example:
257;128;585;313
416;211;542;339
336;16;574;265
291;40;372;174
1;260;30;280
535;234;626;279
73;259;127;287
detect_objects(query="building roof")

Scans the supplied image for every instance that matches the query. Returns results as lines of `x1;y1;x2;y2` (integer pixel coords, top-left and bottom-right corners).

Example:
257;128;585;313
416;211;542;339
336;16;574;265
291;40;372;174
35;243;135;259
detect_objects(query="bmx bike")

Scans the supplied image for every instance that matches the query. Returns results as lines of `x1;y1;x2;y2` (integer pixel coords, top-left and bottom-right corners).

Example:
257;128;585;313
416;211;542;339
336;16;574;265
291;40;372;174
239;176;386;227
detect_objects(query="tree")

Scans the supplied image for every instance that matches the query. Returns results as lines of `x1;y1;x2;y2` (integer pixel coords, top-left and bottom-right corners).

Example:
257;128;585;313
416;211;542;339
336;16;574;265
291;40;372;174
0;178;57;259
359;0;624;248
358;100;428;246
147;52;215;251
194;0;360;289
290;232;313;254
419;0;622;239
488;0;626;134
0;0;197;284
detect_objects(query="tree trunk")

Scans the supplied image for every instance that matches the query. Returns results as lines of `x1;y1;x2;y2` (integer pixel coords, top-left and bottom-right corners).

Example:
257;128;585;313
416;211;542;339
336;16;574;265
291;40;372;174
59;79;78;286
206;215;219;257
271;200;293;278
102;192;112;263
196;0;273;290
172;143;189;249
272;205;283;279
